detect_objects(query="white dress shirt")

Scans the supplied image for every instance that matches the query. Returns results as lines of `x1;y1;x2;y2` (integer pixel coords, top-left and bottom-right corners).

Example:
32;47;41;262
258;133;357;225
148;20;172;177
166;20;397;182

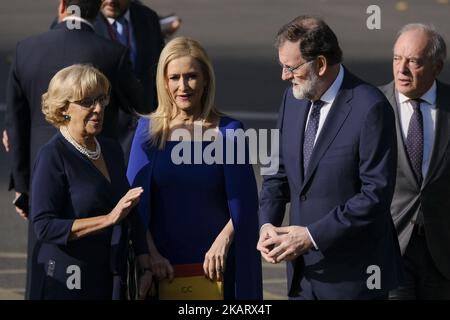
106;9;133;34
396;81;437;178
106;10;137;57
304;64;344;145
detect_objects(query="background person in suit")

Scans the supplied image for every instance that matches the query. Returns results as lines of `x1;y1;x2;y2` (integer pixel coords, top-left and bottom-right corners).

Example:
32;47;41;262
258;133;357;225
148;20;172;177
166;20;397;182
380;23;450;300
5;0;144;299
95;0;165;160
31;64;151;300
257;15;403;299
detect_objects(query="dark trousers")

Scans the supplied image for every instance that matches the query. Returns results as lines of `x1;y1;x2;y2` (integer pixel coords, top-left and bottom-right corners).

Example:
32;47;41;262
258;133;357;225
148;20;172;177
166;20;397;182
389;225;450;300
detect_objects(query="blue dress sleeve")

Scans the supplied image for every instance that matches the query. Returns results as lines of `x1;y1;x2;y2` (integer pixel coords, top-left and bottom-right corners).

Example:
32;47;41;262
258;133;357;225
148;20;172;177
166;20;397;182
30;144;74;245
127;116;154;228
222;118;263;299
127;117;151;185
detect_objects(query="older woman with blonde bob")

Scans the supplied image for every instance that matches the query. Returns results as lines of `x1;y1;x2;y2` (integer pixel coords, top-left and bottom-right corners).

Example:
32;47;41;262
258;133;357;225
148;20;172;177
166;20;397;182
127;37;262;299
30;64;152;300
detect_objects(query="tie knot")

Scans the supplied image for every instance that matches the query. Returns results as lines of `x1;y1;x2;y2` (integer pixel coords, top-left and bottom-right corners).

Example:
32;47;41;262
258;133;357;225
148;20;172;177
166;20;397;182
311;100;325;111
116;15;127;24
409;98;422;110
114;16;127;33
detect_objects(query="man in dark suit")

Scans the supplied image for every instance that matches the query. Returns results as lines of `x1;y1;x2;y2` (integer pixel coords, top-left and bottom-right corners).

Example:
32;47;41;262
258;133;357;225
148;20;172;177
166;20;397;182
94;0;164;159
380;23;450;299
6;0;143;299
257;16;403;299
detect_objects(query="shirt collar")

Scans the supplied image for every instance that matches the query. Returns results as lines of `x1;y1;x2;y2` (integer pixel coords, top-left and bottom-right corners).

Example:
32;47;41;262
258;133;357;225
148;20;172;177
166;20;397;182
318;64;344;104
106;9;131;25
398;81;437;106
62;16;94;30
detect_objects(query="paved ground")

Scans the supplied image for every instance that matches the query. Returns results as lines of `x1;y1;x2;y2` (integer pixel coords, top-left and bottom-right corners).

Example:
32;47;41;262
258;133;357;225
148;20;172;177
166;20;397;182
0;0;449;299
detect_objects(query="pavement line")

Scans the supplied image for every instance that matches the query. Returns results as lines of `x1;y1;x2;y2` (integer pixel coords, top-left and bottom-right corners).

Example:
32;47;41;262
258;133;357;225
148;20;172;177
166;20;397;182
0;252;27;259
262;262;285;269
0;287;25;292
0;269;26;275
263;290;286;300
0;288;24;300
226;111;278;121
263;278;286;284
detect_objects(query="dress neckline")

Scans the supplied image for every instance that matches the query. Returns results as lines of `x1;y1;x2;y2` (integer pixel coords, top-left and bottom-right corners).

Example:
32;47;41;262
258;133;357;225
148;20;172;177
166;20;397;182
57;132;114;186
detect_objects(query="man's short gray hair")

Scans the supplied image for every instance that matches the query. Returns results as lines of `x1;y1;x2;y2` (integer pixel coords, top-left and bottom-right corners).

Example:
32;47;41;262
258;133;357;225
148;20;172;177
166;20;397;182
396;23;447;66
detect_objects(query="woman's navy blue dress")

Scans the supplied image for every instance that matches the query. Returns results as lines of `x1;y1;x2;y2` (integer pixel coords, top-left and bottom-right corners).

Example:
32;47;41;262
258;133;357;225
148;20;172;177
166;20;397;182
30;132;147;300
151;141;230;265
127;116;263;299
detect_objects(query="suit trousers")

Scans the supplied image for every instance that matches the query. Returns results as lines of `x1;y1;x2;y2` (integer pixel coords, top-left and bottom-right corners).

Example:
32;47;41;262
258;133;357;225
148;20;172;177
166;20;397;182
389;225;450;299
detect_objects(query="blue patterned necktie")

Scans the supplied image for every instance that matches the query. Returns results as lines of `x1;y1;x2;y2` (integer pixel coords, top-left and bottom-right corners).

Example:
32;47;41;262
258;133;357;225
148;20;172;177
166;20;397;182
303;100;325;174
113;16;129;47
113;16;136;69
405;98;424;184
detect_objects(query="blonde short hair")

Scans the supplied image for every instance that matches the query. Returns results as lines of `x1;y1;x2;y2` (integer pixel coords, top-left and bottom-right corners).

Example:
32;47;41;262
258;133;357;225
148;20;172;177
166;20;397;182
42;64;110;127
150;37;220;148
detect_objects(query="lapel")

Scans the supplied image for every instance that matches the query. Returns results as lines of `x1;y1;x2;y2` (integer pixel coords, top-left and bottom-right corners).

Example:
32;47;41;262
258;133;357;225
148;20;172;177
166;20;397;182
384;82;420;189
422;81;450;188
300;69;353;194
93;13;113;40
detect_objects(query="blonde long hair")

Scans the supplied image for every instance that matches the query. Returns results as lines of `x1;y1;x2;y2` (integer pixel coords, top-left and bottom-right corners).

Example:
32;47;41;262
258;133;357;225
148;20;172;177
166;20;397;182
149;37;220;149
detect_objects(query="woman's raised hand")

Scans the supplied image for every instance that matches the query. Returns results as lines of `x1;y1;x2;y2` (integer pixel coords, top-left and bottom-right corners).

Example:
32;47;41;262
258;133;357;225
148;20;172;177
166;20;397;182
107;187;143;226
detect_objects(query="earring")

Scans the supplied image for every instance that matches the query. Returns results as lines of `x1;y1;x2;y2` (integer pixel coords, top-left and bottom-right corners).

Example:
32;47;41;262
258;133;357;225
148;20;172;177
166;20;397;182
64;115;71;121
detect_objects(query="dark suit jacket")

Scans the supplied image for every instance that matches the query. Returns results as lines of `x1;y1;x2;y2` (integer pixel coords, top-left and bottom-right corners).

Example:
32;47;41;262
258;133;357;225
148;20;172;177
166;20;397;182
6;21;143;194
93;2;164;160
30;134;147;299
259;67;403;299
94;2;164;111
380;81;450;280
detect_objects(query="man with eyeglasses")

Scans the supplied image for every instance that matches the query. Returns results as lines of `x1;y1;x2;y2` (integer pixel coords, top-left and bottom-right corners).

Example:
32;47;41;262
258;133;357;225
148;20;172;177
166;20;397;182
380;24;450;300
5;0;144;299
257;15;403;299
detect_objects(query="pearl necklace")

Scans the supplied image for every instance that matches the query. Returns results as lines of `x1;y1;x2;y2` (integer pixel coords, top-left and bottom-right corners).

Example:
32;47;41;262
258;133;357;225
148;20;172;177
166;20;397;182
60;126;101;160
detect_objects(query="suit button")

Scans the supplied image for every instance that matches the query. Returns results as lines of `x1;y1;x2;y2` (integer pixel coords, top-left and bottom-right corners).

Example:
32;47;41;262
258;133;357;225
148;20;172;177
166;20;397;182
300;195;307;201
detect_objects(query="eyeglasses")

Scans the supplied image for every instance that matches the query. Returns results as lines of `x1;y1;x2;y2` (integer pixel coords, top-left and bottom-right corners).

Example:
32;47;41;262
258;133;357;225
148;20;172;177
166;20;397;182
280;59;314;75
70;95;110;108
